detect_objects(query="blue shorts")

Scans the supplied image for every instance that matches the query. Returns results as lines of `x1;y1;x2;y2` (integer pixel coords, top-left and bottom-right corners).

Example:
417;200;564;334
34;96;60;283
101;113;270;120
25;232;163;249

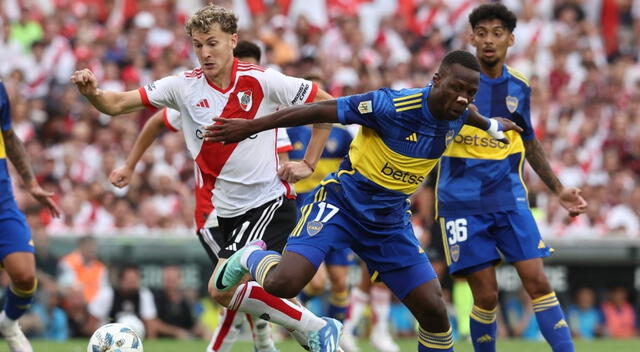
286;182;436;300
296;192;355;267
439;209;551;276
0;207;34;261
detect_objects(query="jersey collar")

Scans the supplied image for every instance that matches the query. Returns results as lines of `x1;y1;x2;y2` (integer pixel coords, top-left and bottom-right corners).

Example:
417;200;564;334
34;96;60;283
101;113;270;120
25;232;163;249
480;65;508;85
205;58;238;94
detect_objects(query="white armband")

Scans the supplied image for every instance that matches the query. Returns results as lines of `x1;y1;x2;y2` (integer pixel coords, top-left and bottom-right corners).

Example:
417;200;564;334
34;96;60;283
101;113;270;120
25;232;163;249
486;118;505;140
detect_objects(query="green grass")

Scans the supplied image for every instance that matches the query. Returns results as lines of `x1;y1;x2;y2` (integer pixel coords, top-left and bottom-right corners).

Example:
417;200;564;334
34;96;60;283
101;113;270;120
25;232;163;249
24;338;640;352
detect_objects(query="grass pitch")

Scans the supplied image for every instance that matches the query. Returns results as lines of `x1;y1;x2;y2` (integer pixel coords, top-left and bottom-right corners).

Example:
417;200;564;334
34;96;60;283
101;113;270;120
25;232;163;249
27;337;640;352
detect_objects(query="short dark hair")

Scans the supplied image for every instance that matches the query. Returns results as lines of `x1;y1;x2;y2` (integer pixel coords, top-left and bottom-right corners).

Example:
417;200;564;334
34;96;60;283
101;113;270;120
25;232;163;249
469;3;517;32
439;50;480;73
234;40;261;62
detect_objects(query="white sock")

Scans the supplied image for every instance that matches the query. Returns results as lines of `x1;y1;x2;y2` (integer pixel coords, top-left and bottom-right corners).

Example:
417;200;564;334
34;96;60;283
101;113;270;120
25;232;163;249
247;314;277;351
343;287;369;334
206;308;244;352
371;286;391;334
288;329;309;350
229;281;326;333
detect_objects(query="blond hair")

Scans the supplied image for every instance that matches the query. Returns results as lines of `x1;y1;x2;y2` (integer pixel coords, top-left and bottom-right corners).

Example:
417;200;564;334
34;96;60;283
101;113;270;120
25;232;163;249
185;4;238;37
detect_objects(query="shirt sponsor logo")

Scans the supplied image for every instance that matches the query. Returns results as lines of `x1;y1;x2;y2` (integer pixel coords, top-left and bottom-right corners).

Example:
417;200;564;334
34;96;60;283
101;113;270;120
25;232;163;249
380;162;425;185
291;83;310;104
453;134;508;149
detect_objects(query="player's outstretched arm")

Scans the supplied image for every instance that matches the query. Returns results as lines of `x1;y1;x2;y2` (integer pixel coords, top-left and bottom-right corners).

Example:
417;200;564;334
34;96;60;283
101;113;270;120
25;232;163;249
465;109;523;144
110;109;166;188
279;89;335;182
204;99;339;143
2;129;61;217
524;138;588;217
70;68;145;116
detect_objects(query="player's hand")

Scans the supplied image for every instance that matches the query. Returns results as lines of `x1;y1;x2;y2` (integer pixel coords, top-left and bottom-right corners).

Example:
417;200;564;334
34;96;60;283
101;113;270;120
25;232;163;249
490;117;523;145
558;187;588;217
70;69;99;97
109;165;133;188
278;161;313;183
204;117;254;143
28;182;61;218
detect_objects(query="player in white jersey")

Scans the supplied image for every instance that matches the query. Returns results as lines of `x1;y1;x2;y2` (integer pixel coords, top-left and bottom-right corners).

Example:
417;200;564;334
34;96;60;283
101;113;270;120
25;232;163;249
72;4;341;351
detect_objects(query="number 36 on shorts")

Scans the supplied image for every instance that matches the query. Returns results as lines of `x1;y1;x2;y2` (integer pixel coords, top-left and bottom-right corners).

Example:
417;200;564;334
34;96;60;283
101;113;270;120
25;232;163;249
445;218;467;245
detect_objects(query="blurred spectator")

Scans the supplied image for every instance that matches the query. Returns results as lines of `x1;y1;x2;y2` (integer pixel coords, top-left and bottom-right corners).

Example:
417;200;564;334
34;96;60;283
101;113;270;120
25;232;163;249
504;289;542;340
601;286;638;338
57;236;110;304
20;281;68;341
87;266;159;338
567;287;604;339
153;266;203;339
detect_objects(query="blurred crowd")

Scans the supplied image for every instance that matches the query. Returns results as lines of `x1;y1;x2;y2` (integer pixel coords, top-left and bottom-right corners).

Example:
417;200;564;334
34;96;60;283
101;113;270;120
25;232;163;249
2;0;640;239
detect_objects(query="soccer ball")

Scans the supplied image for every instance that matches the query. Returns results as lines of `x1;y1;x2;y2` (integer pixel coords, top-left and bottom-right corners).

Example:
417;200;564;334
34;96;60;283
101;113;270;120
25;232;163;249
87;323;143;352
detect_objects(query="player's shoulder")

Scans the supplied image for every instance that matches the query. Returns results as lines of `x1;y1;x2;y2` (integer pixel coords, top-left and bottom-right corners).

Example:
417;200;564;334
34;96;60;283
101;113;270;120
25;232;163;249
182;67;204;80
505;65;531;89
237;60;267;73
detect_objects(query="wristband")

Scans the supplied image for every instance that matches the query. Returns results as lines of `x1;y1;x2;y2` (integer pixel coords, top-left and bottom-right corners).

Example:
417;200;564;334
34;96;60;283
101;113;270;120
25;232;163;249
302;159;315;172
486;118;505;140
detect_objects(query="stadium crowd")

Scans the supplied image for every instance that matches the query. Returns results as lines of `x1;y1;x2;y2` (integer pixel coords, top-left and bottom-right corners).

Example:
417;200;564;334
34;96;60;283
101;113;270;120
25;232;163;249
1;0;640;239
1;0;640;346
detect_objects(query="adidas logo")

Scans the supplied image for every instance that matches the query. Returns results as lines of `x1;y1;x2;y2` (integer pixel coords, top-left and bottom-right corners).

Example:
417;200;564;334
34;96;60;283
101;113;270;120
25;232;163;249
405;132;418;142
538;240;546;249
554;319;568;329
476;334;493;343
196;99;210;108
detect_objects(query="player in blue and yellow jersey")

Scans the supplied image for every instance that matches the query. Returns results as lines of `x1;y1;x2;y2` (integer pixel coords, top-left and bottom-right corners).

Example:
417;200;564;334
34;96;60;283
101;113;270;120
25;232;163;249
288;111;355;323
208;50;523;352
435;4;588;352
0;81;61;352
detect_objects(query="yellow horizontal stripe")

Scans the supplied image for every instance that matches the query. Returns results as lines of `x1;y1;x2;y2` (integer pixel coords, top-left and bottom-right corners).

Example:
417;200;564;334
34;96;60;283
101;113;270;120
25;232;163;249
420;327;453;337
471;312;496;324
348;127;435;194
257;261;279;287
394;98;422;107
443;126;524;160
392;92;422;101
531;292;556;304
532;297;558;306
473;305;497;314
11;280;38;298
396;104;422;112
533;303;560;312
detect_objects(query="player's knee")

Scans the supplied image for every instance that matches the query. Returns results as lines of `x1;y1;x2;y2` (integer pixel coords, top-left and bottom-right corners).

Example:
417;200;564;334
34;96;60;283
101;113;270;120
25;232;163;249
473;288;499;310
207;282;234;306
522;273;552;298
414;288;448;326
329;276;347;292
9;269;35;290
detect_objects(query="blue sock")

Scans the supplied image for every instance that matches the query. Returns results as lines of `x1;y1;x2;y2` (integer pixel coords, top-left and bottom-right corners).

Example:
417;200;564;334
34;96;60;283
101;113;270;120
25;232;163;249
246;250;281;287
328;290;349;322
4;282;37;320
470;305;497;352
418;326;454;351
532;292;574;352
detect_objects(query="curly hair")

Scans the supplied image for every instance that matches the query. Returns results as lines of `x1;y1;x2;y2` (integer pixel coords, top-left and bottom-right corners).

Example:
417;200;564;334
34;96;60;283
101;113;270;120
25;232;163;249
468;3;517;32
185;4;238;37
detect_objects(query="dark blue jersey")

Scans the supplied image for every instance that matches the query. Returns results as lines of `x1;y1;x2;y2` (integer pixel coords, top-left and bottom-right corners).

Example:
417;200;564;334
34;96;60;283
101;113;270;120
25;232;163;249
436;65;534;217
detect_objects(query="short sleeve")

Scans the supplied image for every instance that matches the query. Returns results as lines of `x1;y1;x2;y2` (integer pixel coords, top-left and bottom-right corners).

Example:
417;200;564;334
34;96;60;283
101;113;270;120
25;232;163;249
0;83;11;131
263;69;318;107
138;75;183;111
139;288;158;320
276;128;293;153
515;87;535;141
87;286;114;319
162;108;181;132
336;89;390;129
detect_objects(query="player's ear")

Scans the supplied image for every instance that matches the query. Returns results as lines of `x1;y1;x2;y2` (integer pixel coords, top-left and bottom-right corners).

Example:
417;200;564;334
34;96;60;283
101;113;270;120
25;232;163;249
432;72;441;87
508;32;514;47
230;33;238;48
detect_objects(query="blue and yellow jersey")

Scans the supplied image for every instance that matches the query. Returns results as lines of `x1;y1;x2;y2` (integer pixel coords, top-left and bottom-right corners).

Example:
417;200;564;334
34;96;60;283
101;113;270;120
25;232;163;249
436;65;534;217
331;85;468;225
287;125;352;196
0;82;16;210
